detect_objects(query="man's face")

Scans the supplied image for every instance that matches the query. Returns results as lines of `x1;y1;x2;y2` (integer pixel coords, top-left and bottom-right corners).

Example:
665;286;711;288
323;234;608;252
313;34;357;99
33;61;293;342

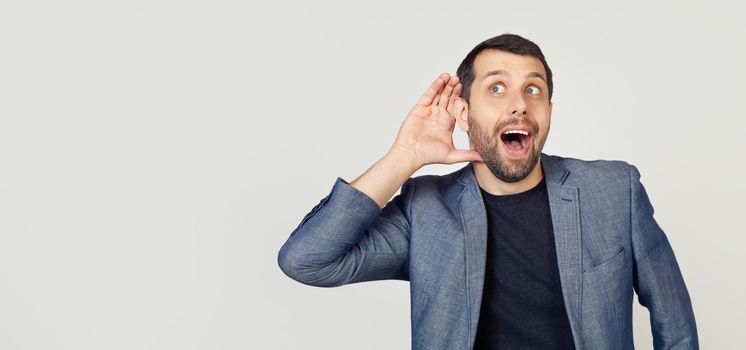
461;49;552;183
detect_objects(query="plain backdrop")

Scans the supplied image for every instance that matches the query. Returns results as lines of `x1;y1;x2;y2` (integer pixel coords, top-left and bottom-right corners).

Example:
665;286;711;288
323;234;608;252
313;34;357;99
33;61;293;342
1;0;744;349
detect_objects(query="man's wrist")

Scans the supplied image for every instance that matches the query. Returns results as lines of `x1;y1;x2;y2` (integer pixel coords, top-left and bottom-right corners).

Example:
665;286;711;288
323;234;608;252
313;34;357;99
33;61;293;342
386;144;421;176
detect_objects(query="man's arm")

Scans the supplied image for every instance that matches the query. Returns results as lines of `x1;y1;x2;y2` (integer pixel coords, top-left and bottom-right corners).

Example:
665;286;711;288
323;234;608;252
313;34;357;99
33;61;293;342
277;173;415;287
629;165;698;349
277;74;482;287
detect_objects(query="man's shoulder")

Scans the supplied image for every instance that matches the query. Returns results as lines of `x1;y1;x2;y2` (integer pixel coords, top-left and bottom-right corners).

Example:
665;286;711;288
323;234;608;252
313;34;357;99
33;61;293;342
401;164;472;201
543;153;634;189
545;153;632;174
411;165;469;184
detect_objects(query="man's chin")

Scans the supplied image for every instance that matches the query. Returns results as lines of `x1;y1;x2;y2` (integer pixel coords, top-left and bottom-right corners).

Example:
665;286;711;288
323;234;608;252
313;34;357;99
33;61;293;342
486;164;531;183
489;152;541;183
497;171;532;183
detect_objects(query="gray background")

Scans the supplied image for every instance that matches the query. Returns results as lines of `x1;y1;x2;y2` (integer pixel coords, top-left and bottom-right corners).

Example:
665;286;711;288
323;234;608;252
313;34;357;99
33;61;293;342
1;0;744;348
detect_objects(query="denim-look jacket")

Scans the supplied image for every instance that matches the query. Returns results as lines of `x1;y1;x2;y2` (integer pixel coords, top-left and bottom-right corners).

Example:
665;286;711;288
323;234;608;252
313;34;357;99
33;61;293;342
278;153;698;349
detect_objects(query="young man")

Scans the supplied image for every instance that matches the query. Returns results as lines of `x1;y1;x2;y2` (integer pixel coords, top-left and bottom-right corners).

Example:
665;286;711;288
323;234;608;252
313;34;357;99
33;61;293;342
278;34;698;349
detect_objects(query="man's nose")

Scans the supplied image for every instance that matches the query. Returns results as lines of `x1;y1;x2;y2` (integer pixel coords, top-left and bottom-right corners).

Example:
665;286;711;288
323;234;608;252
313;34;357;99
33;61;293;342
510;92;528;115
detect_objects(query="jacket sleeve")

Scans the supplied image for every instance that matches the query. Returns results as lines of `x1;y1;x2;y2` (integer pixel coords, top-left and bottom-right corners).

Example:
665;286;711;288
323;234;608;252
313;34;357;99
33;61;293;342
629;165;698;349
277;177;413;287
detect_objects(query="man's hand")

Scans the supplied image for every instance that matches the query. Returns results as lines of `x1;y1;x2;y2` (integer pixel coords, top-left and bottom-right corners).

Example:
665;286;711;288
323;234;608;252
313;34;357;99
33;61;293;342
392;73;483;169
350;73;483;208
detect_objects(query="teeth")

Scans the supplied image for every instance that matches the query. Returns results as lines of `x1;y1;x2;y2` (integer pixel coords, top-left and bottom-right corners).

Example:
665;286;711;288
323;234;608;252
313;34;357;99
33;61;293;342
503;130;529;135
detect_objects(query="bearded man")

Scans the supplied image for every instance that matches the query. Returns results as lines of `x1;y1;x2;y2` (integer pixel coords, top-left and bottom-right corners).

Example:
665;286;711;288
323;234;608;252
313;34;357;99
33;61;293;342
278;33;698;349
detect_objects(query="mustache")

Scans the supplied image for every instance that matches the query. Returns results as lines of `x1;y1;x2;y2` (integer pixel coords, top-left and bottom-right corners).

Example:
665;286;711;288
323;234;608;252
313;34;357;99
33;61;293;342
481;118;539;138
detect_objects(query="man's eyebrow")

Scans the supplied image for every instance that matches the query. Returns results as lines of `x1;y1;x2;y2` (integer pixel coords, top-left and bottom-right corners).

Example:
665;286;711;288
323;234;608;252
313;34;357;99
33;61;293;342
526;71;547;83
482;69;508;81
481;69;547;83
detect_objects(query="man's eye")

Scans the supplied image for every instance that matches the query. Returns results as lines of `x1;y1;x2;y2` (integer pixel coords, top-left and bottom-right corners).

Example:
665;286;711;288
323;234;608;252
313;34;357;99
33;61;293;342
490;84;505;94
526;86;541;95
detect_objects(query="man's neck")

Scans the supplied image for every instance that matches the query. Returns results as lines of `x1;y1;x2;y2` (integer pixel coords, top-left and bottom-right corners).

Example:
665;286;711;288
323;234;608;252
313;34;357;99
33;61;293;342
473;158;544;196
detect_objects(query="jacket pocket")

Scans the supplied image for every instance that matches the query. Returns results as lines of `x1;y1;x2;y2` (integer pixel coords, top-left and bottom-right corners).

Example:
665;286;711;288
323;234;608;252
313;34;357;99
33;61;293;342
581;246;627;348
583;246;626;285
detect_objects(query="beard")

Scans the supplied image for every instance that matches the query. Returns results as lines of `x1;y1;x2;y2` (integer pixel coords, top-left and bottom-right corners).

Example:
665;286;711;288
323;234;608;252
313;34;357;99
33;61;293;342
467;115;549;183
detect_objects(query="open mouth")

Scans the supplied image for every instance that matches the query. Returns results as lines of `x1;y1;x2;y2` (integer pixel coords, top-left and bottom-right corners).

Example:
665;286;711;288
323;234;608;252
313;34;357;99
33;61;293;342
499;129;532;156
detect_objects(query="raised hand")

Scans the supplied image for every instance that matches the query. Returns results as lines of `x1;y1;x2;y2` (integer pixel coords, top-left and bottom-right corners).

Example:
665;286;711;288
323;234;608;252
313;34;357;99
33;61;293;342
392;73;483;169
349;73;483;208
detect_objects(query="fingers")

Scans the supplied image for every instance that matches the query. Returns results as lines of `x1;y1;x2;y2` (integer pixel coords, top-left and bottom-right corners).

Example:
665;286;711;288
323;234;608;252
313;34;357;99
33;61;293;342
437;76;459;108
446;83;462;116
444;149;484;164
417;73;450;107
417;73;461;110
451;83;462;104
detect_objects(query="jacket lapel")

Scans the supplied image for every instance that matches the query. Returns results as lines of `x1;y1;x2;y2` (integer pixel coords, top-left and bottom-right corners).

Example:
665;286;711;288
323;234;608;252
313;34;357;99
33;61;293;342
457;155;582;346
542;154;583;344
456;164;488;342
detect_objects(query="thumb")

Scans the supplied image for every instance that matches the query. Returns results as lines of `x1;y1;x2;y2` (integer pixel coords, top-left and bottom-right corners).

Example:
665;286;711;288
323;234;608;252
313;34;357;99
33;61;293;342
443;149;483;164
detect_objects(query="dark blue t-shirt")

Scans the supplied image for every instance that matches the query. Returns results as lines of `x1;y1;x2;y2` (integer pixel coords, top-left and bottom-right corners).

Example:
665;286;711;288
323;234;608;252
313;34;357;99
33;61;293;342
473;178;575;349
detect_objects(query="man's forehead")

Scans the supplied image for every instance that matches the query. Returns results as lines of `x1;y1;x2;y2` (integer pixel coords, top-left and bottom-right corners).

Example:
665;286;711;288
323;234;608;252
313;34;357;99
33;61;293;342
473;49;546;79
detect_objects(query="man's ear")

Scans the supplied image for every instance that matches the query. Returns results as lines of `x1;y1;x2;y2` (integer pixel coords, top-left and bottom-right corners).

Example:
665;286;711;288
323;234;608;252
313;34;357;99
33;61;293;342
453;97;470;132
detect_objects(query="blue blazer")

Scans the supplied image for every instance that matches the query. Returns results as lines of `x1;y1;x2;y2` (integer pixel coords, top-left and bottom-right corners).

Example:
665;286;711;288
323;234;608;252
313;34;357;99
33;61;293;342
278;154;698;349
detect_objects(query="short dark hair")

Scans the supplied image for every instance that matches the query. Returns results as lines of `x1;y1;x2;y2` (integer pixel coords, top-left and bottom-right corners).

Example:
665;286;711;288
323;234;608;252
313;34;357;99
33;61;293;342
457;33;553;102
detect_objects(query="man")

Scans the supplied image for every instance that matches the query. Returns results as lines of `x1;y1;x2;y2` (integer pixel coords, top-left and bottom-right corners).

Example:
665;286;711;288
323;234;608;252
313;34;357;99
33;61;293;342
277;34;698;349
